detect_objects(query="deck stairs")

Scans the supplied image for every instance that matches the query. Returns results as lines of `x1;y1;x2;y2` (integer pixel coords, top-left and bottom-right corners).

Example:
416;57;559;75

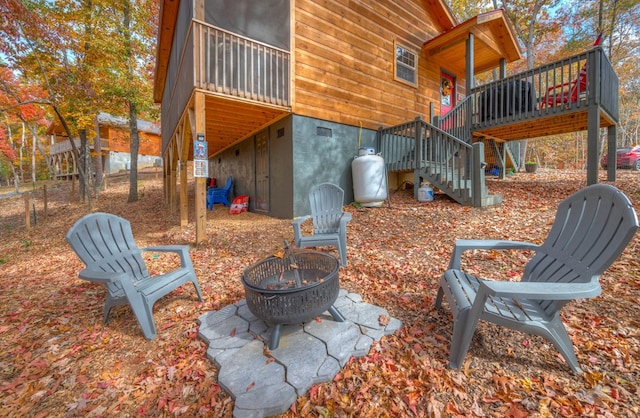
377;113;501;207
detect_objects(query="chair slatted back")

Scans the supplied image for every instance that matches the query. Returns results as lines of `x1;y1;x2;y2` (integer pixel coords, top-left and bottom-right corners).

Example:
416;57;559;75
309;183;345;235
222;176;233;192
524;185;638;312
66;213;150;281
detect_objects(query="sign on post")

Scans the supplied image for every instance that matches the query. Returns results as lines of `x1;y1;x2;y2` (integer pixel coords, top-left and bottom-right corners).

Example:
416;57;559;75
194;133;208;178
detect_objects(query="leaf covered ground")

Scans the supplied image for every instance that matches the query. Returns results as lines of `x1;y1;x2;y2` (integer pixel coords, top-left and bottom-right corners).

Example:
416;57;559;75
1;170;639;417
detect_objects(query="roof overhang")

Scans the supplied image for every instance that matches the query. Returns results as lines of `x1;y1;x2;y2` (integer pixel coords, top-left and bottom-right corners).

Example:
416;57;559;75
422;9;522;75
153;0;180;103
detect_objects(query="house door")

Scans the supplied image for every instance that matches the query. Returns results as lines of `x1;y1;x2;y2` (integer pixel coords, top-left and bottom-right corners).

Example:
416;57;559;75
440;71;455;116
255;130;269;212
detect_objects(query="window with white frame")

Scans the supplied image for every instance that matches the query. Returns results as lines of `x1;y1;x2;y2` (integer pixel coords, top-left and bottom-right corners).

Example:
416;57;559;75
394;42;417;86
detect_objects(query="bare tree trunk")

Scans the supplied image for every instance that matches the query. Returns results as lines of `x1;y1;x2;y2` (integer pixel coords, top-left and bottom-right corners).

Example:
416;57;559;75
78;128;93;205
128;100;139;203
31;125;36;184
10;163;19;193
123;0;139;203
22;120;54;178
19;122;25;183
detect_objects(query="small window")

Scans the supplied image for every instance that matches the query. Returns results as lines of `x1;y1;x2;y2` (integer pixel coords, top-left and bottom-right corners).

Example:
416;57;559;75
394;42;417;87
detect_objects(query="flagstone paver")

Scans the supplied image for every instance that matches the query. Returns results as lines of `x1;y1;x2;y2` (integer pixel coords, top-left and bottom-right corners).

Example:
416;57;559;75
198;289;402;418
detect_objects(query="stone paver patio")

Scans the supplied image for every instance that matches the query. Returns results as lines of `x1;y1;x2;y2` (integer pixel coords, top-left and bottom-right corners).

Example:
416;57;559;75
198;289;402;417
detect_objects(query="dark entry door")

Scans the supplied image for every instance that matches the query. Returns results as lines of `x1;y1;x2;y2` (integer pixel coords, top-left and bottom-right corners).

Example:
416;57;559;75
255;130;269;212
440;71;456;116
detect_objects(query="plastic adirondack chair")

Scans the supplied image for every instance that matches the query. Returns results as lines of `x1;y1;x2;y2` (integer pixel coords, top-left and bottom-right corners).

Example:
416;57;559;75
541;34;602;108
292;183;352;267
66;212;204;339
435;184;638;373
207;176;233;209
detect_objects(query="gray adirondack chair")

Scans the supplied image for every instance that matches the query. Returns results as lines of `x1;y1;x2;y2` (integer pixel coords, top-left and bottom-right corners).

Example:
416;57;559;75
292;183;352;266
435;184;638;373
66;212;204;340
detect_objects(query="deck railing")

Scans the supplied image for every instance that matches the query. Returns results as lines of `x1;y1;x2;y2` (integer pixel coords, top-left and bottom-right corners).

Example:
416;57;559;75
193;20;290;107
436;96;473;143
378;117;485;205
470;46;617;128
50;138;109;155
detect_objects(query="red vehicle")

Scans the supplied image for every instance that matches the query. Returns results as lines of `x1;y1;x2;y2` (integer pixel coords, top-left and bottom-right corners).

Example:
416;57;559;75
601;145;640;171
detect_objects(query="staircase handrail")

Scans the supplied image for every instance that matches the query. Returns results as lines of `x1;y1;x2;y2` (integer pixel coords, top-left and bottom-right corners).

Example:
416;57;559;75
378;117;486;206
436;95;473;143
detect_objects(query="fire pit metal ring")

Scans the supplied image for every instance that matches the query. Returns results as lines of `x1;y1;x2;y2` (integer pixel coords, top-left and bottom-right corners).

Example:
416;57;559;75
242;249;344;349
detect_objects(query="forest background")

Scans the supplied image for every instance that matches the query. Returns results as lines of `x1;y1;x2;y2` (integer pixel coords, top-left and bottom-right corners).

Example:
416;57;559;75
1;0;639;194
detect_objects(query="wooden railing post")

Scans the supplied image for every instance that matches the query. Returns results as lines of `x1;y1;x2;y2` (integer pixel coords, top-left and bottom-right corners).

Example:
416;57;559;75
413;117;423;200
472;142;484;207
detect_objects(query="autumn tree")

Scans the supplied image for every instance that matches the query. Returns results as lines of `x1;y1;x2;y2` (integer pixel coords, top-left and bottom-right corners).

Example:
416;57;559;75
0;0;101;203
97;0;159;203
530;0;640;166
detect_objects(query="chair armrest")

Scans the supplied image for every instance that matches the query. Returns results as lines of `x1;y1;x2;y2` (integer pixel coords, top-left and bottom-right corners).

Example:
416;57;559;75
142;245;192;268
291;215;311;243
448;239;540;270
78;268;127;284
479;279;602;301
340;212;352;227
291;215;311;228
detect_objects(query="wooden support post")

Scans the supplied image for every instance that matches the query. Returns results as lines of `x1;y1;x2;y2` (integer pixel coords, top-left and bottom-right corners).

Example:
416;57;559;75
586;104;600;186
606;124;616;182
24;192;31;229
180;158;188;228
194;92;207;244
587;50;601;186
472;142;484;207
466;34;474;93
169;147;177;214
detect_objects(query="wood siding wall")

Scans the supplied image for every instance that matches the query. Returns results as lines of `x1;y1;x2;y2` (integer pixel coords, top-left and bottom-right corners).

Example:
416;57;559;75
293;0;451;131
104;127;162;156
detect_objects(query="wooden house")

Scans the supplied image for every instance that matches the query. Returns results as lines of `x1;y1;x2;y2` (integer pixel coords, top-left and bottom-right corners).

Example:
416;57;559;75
48;112;162;178
154;0;618;242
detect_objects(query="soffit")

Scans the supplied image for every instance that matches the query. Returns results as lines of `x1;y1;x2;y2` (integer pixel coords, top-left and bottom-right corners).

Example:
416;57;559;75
423;9;522;75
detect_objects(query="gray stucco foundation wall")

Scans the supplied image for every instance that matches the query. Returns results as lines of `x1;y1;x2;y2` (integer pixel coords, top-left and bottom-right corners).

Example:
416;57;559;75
267;117;294;219
205;114;377;220
291;115;376;218
207;139;256;208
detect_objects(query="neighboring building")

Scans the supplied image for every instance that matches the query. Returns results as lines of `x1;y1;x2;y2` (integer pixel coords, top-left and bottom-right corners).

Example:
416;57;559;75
47;112;162;178
154;0;617;230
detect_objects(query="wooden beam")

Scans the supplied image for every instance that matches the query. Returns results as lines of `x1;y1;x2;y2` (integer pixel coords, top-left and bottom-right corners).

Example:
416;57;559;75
193;92;207;244
168;141;177;214
175;123;188;228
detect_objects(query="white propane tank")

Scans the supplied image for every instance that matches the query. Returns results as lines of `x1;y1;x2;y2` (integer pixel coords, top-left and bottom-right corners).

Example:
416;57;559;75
418;182;434;202
352;147;388;207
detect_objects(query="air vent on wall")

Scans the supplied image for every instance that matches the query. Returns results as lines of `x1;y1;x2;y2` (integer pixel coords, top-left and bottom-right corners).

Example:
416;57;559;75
277;127;285;138
317;127;332;138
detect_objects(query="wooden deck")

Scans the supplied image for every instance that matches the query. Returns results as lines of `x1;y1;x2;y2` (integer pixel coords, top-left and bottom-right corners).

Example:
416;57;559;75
472;105;616;142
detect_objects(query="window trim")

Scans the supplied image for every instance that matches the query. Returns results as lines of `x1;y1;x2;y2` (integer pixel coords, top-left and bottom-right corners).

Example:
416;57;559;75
394;41;418;87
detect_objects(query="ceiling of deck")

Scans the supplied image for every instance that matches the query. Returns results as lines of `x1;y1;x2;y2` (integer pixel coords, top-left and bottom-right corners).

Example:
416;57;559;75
423;9;522;76
472;108;616;142
200;96;289;159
